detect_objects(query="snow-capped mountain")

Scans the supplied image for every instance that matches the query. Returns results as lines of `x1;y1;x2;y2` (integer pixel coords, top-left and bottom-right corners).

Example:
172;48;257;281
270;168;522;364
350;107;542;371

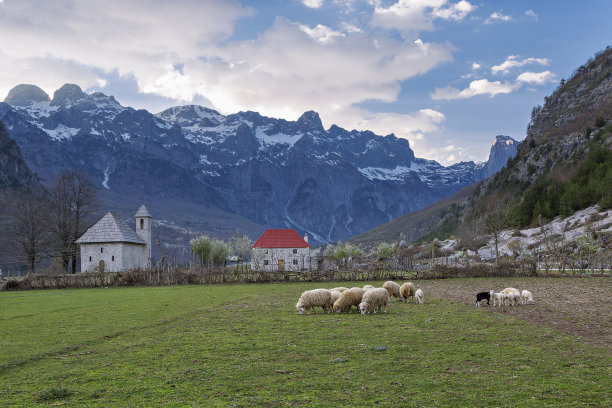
0;83;517;243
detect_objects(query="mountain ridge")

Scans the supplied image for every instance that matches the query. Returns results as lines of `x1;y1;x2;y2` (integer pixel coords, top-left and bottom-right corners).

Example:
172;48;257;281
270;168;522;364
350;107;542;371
1;83;517;245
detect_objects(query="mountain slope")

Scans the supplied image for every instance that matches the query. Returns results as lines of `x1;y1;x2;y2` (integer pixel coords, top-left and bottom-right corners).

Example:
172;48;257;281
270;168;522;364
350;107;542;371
354;46;612;247
2;83;514;245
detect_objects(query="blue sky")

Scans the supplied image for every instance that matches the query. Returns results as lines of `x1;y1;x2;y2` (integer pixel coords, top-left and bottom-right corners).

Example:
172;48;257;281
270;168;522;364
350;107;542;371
0;0;610;164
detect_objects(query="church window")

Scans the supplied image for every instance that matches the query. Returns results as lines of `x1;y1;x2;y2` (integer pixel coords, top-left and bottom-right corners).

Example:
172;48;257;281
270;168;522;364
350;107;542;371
89;256;91;262
101;247;103;253
264;260;269;265
140;219;144;230
112;256;115;261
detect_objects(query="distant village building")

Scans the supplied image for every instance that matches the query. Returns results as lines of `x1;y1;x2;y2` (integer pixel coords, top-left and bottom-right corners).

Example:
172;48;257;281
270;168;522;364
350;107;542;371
251;229;316;271
76;205;152;272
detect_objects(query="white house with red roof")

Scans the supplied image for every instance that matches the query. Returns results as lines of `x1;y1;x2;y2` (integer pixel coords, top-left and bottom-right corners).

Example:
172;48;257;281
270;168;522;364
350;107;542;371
251;229;315;271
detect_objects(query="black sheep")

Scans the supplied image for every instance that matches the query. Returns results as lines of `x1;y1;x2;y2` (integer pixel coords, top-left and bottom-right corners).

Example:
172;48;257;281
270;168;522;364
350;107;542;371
475;291;490;306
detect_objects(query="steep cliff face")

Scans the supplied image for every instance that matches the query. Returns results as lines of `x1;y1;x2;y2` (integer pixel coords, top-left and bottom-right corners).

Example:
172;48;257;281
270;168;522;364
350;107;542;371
0;120;39;191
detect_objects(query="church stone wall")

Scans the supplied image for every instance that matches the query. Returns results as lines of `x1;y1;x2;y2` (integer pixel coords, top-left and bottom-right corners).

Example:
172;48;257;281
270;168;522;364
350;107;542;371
80;243;146;272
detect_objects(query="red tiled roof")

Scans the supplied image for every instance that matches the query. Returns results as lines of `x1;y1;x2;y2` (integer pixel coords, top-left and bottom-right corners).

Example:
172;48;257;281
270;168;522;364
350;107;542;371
252;229;310;248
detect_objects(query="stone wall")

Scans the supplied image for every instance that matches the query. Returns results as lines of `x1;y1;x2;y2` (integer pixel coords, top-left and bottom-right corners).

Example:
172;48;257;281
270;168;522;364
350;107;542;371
80;242;146;272
251;247;315;271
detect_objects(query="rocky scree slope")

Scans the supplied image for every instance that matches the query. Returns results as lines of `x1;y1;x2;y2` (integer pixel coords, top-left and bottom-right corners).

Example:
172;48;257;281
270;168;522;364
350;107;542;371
1;83;515;243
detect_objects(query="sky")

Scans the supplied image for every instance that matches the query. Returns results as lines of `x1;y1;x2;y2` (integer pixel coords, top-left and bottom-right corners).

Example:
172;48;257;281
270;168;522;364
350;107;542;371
0;0;611;165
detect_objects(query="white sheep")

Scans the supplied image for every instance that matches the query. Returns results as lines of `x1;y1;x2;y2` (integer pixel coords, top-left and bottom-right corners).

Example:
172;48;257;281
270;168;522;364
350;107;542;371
505;292;516;307
295;289;332;315
489;290;504;307
520;290;534;305
399;282;416;303
415;289;424;304
333;287;366;313
330;290;341;307
502;287;521;306
363;284;375;291
383;281;401;299
359;288;389;314
330;287;349;293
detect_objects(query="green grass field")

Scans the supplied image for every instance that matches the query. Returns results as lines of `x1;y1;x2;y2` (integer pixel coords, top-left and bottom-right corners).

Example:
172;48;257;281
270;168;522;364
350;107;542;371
1;282;610;407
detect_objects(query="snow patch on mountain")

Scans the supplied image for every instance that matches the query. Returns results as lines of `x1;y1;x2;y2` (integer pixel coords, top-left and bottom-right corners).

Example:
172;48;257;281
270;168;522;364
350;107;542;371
44;124;80;141
358;165;413;181
255;126;302;146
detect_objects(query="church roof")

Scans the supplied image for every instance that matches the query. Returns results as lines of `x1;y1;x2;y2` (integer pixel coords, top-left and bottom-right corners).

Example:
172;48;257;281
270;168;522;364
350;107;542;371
76;212;146;245
134;204;152;218
252;229;310;249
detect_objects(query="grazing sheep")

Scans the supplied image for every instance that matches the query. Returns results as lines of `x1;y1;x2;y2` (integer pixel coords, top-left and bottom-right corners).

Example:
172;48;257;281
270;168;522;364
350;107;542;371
295;289;332;315
521;290;534;305
359;288;389;314
489;290;504;307
333;287;366;313
383;281;401;299
399;282;416;303
475;291;491;307
330;287;349;293
330;290;341;307
363;284;375;291
502;288;521;306
415;289;424;304
505;292;516;307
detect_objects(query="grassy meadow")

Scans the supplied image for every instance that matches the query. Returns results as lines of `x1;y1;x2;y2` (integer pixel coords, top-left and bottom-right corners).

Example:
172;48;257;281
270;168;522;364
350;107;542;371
1;281;610;407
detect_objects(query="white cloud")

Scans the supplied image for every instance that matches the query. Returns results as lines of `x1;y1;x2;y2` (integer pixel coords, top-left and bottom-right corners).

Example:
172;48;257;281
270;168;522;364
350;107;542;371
431;79;517;100
471;62;481;70
299;24;345;43
525;9;538;21
371;0;475;33
484;11;512;24
516;70;555;85
491;55;549;75
302;0;324;9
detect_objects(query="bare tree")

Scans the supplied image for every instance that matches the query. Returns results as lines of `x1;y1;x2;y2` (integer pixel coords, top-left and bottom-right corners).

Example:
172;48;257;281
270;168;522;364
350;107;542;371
10;192;51;274
229;234;253;269
484;201;508;263
49;170;98;273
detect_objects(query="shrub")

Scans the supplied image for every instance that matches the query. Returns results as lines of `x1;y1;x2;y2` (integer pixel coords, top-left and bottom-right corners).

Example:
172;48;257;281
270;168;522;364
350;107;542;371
594;115;606;128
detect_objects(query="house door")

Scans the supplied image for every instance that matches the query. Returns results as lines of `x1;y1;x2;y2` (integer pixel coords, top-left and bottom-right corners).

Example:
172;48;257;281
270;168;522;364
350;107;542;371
278;259;285;271
99;260;105;273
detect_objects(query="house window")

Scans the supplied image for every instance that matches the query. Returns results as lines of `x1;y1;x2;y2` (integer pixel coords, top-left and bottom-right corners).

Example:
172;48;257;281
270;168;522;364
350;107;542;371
293;249;297;254
112;256;115;262
264;260;269;266
265;249;269;254
140;219;144;230
293;259;298;265
101;247;103;253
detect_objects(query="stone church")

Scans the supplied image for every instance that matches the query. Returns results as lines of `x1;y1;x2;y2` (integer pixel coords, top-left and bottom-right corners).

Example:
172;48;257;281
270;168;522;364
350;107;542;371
76;205;152;272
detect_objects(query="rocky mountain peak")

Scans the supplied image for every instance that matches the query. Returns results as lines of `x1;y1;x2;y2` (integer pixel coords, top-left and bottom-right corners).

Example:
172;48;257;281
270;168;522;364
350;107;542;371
296;110;324;133
482;135;518;178
51;83;87;106
4;84;50;106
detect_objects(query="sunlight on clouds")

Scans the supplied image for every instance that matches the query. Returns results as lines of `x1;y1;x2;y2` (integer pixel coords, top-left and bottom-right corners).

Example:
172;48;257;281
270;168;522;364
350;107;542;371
491;55;549;75
371;0;475;33
525;9;538;21
484;11;512;24
302;0;324;9
516;71;555;85
431;79;517;100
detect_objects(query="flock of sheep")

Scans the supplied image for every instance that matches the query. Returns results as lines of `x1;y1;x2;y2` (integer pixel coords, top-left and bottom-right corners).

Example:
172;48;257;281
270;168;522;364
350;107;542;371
476;288;534;307
295;281;424;315
295;281;536;314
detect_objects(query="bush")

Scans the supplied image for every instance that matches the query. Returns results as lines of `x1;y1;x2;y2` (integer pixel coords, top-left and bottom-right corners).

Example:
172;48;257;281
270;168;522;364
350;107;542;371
595;115;606;128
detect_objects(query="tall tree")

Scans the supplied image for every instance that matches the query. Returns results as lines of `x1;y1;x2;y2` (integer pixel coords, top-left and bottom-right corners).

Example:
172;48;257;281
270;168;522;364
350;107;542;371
484;201;508;263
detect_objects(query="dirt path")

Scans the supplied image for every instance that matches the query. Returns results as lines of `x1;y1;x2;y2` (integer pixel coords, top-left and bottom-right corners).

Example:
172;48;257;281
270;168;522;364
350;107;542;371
412;277;612;351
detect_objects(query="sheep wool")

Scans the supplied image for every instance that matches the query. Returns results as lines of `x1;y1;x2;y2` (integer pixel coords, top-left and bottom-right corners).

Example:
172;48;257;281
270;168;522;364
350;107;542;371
502;287;521;306
399;282;416;303
489;290;504;307
296;289;332;315
521;290;534;305
330;287;349;293
359;288;389;314
333;287;366;313
363;284;375;291
330;290;341;306
383;281;401;298
415;289;424;304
